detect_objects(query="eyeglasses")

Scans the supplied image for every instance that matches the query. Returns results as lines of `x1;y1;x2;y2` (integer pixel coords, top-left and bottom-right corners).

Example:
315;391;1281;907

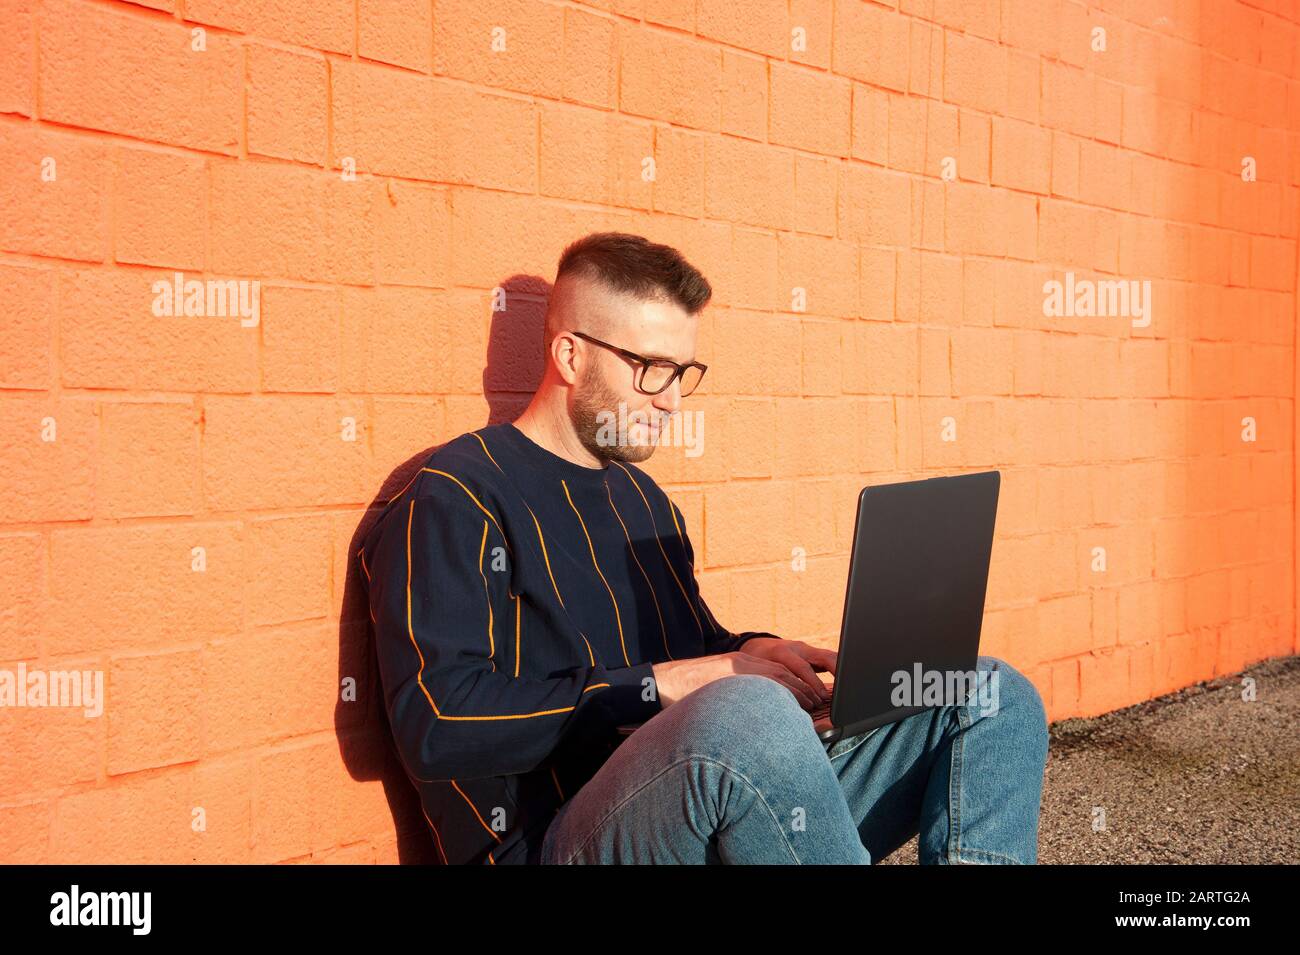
570;330;708;397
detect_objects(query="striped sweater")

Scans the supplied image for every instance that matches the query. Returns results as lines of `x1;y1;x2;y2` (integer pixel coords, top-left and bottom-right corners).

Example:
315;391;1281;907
356;421;776;864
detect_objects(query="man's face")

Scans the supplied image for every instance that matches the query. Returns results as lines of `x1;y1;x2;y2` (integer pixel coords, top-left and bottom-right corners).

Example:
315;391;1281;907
569;296;698;466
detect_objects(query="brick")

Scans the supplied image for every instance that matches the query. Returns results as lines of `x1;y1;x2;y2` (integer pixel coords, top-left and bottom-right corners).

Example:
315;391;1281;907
793;154;837;236
40;1;240;153
201;397;370;511
924;100;960;177
540;105;653;209
919;327;950;396
945;183;1006;257
332;64;535;192
186;0;353;53
944;31;1007;114
107;649;203;774
0;264;55;389
209;160;377;284
375;180;452;288
0;533;44;659
44;523;243;655
620;23;721;129
0;124;108;262
0;397;96;524
769;62;851;156
919;251;962;325
838;164;910;245
563;6;617;108
789;0;832;69
1042;61;1093;138
697;0;787;57
887;93;927;174
58;269;258;392
799;322;841;396
433;0;565;98
703;480;796;567
246;44;327;164
359;0;432;71
0;802;47;862
1078;140;1131;211
958;108;990;184
1077;649;1133;716
202;625;349;755
340;286;475;396
991;117;1052;194
831;0;908;92
101;402;200;518
851;83;888;166
859;247;896;323
261;286;341;393
1006;49;1039;123
448;188;579;289
0;705;99;799
247;516;332;625
932;0;999;41
49;758;254;863
113;146;206;269
369;400;447;491
950;327;1014;396
842;321;918;396
252;740;391;861
721;49;767;141
773;397;850;478
908;18;943;98
704;136;795;231
708;309;801;396
778;233;858;317
0;0;34;115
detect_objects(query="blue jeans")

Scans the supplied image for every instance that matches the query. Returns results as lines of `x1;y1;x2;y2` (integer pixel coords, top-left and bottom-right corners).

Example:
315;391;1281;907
539;655;1049;864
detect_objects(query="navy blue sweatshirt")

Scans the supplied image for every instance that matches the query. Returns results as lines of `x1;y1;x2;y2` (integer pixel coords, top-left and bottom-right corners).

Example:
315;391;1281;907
356;421;777;864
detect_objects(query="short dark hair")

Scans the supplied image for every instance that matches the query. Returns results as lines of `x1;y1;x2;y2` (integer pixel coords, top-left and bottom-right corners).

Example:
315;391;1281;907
544;232;712;349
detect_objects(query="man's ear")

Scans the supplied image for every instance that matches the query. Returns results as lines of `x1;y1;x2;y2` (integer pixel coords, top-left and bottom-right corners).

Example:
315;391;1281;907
550;331;583;386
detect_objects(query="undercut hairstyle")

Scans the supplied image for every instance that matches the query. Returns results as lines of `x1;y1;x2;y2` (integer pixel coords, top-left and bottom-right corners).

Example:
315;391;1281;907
543;232;712;350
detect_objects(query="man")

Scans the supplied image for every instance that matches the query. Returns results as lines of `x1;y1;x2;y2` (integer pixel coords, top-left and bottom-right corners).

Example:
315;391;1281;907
357;231;1049;864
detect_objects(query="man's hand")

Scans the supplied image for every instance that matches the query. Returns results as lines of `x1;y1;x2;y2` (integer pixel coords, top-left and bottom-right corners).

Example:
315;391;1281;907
650;637;835;710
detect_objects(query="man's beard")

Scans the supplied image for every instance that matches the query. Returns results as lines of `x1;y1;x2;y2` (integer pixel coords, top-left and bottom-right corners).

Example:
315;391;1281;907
571;367;661;465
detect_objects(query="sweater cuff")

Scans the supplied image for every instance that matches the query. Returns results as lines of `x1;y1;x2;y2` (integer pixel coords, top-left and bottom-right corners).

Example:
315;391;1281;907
733;631;781;651
593;661;663;725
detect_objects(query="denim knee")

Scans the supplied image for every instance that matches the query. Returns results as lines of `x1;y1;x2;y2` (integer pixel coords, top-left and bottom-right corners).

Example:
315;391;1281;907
674;674;809;745
976;655;1048;758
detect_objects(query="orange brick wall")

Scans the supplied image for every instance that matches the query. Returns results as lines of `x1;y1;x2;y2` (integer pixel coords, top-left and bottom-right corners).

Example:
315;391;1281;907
0;0;1297;863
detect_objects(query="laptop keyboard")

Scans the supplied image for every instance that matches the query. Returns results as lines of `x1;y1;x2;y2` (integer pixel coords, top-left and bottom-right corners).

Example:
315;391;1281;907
810;682;834;719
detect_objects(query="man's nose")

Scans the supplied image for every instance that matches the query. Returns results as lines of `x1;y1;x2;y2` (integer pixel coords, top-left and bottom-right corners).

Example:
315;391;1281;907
652;377;682;415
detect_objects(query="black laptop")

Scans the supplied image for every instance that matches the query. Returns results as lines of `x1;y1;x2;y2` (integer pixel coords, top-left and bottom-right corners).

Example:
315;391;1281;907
618;471;1001;746
806;470;1001;743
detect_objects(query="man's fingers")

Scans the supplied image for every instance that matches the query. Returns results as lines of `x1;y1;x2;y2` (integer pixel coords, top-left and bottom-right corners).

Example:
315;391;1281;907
786;642;837;675
757;663;821;710
732;650;824;710
778;651;832;701
808;647;837;675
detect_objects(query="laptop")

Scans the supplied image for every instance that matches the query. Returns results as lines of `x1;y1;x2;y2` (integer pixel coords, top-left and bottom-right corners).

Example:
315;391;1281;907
617;470;1001;746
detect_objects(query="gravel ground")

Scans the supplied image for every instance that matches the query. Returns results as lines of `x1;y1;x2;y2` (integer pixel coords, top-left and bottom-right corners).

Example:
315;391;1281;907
877;655;1300;864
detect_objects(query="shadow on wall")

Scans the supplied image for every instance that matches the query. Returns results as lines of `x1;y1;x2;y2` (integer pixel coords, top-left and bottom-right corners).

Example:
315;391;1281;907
333;274;550;863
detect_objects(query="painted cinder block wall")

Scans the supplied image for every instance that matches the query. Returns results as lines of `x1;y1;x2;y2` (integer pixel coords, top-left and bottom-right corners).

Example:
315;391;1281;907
0;0;1297;863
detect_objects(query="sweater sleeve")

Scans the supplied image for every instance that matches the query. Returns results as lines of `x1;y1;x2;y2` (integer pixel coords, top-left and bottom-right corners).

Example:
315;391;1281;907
668;501;783;656
363;490;662;782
